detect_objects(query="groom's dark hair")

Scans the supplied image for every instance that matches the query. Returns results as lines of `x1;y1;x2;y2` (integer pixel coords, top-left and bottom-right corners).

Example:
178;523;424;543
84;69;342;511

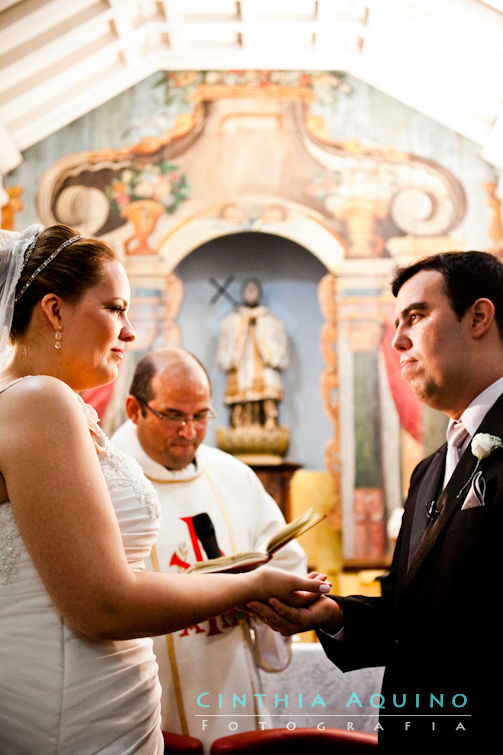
391;251;503;339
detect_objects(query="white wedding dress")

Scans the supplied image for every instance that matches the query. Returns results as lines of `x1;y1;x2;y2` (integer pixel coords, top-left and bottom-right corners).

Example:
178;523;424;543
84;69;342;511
0;380;164;754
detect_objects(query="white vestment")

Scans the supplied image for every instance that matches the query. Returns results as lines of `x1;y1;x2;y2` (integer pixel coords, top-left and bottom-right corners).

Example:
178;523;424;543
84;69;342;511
111;421;307;753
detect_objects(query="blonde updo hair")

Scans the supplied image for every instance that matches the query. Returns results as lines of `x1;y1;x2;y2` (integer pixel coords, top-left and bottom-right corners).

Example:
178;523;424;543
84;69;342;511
11;224;119;340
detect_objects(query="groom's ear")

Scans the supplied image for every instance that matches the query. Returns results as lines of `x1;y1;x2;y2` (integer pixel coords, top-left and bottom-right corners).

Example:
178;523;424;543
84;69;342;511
468;298;495;339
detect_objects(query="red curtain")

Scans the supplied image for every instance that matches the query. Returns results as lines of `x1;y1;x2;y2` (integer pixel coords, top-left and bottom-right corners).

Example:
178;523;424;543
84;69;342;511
380;321;423;444
80;381;116;422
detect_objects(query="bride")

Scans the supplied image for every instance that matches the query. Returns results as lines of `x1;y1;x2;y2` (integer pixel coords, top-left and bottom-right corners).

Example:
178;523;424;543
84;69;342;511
0;224;329;754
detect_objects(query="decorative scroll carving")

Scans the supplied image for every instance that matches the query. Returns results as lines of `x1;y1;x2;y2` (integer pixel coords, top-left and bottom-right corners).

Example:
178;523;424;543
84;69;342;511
298;103;467;258
35;105;204;236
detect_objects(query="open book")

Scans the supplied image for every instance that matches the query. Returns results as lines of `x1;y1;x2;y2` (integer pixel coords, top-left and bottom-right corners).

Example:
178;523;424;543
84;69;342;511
186;507;325;574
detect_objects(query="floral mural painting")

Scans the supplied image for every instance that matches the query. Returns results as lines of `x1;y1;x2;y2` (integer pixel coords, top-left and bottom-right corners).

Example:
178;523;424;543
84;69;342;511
105;162;189;254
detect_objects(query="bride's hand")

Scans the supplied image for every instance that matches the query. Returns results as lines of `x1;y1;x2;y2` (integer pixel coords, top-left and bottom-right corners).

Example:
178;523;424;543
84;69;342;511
291;571;331;607
246;566;331;607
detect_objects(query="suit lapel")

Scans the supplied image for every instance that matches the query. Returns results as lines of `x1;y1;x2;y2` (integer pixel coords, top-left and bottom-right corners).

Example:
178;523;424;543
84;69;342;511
406;448;445;572
403;445;477;587
399;393;503;597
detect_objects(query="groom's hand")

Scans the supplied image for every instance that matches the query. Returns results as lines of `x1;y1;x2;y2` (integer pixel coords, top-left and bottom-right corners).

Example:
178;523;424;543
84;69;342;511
246;593;342;637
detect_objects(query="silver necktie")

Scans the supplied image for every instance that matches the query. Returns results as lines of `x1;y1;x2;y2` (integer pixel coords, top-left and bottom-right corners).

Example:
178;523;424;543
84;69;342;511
443;421;469;487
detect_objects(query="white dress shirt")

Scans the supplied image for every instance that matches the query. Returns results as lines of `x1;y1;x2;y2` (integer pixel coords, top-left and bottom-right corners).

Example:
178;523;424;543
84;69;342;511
447;376;503;455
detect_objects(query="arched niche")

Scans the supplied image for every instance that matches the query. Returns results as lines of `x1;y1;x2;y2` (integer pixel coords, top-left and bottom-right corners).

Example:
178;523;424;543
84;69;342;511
120;196;346;528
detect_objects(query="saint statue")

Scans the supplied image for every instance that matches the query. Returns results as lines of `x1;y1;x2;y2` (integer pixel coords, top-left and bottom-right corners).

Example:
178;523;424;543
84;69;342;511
217;279;289;432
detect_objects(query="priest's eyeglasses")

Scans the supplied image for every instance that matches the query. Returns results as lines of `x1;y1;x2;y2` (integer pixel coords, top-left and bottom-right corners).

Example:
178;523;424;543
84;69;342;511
139;400;216;427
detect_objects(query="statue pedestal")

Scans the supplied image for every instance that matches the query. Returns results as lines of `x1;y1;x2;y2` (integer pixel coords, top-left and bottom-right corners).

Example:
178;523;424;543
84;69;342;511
217;426;297;517
216;425;290;458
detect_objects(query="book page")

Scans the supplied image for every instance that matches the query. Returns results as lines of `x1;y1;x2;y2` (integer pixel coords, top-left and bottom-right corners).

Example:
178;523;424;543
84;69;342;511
266;508;325;554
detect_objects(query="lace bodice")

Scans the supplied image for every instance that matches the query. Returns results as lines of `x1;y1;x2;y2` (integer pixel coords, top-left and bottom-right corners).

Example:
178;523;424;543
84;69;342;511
0;504;19;585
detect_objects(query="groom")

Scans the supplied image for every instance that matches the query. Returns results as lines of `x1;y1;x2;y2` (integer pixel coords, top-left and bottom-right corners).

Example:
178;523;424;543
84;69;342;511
248;251;503;753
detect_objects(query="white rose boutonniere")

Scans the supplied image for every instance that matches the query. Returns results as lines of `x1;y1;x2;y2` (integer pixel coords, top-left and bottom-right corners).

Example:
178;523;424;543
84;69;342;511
471;433;503;460
457;433;503;499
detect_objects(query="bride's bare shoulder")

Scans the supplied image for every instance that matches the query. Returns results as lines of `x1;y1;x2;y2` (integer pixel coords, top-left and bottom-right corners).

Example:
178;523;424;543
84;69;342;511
0;375;81;423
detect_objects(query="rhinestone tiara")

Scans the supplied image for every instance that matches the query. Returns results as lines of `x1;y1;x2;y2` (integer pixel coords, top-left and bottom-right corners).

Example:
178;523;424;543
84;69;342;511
15;235;84;303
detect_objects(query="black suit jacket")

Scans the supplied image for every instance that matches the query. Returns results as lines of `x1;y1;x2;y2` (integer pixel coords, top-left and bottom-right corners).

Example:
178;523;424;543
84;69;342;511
318;394;503;752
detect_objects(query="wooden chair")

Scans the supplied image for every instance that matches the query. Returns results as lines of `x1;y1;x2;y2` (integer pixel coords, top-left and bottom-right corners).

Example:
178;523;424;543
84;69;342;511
210;726;378;753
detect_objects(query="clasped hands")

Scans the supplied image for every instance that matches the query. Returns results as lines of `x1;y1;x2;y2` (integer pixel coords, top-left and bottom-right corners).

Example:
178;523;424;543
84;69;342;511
245;571;343;637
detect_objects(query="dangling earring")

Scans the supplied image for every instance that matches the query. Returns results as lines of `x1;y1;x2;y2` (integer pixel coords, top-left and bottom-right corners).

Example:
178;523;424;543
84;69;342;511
54;325;62;350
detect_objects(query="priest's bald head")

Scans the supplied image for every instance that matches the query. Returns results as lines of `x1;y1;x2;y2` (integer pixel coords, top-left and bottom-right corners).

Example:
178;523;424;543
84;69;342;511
126;348;215;470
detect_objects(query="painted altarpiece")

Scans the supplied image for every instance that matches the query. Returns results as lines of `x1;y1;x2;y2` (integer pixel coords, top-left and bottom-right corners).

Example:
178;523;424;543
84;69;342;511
20;70;498;562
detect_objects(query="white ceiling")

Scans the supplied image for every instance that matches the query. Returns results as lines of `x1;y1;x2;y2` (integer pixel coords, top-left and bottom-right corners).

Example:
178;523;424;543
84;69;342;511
1;0;503;177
